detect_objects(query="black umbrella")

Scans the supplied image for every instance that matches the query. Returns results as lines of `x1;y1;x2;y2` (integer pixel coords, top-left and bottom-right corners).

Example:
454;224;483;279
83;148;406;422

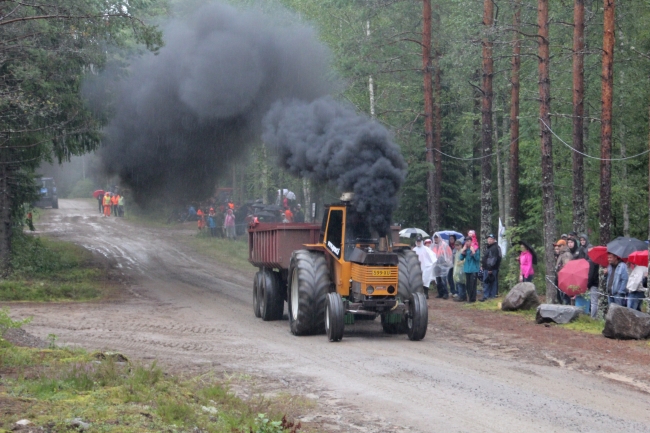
606;236;648;259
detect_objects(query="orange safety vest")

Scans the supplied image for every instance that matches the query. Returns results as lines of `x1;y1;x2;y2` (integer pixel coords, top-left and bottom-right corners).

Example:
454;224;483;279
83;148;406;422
111;195;119;205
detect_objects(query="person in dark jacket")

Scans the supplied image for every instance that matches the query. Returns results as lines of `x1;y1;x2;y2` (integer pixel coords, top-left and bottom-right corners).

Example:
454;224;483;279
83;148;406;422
586;246;601;319
480;233;502;301
578;233;591;258
567;238;585;260
293;204;305;223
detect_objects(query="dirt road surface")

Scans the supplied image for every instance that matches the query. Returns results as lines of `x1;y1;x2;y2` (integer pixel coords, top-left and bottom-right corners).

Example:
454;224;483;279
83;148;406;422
5;199;650;432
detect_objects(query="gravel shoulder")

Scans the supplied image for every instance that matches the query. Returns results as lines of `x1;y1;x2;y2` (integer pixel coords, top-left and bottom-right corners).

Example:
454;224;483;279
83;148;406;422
3;199;650;433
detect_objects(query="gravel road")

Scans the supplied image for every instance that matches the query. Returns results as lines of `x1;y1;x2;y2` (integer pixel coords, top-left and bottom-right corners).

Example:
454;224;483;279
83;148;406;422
5;199;650;433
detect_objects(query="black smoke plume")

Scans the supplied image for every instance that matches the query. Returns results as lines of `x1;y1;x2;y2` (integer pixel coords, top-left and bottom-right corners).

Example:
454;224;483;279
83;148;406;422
96;2;332;204
262;97;407;234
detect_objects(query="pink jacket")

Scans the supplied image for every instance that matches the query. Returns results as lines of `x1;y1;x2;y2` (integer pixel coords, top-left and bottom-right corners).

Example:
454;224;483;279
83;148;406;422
520;250;534;278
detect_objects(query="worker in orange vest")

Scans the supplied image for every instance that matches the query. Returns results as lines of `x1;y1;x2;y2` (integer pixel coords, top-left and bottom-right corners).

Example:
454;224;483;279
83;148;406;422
197;208;205;230
283;206;293;222
111;194;119;216
103;192;111;217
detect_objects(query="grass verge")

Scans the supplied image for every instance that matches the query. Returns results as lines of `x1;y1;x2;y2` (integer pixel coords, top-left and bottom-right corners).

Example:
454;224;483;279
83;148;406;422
185;231;251;273
0;338;305;432
0;233;110;302
463;298;605;334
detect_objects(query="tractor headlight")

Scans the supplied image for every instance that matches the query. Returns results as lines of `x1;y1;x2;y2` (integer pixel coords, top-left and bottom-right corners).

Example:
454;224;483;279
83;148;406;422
387;285;396;294
366;286;374;295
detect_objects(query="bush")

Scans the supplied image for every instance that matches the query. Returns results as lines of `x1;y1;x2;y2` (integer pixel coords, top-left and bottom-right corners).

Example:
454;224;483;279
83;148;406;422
67;178;96;199
0;307;32;338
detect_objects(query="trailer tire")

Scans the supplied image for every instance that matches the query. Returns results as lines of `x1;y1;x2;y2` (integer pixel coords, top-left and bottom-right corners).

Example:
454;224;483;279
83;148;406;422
288;250;330;335
253;271;262;318
260;269;284;321
52;199;58;209
382;250;424;334
407;292;428;341
325;292;345;342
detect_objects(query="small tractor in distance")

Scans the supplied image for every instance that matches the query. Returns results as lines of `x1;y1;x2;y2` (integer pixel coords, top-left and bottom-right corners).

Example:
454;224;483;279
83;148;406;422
248;193;427;342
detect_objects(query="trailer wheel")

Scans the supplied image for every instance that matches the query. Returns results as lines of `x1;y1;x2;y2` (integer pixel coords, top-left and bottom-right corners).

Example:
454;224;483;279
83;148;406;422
253;271;262;318
260;269;284;321
407;292;428;341
382;250;424;334
52;199;58;209
288;250;330;335
325;292;345;342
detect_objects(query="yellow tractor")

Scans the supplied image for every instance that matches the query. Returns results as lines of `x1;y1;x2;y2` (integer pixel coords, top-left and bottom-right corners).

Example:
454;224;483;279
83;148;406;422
249;194;427;342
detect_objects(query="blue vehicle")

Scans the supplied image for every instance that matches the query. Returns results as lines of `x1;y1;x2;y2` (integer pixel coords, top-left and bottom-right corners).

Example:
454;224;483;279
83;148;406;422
34;177;58;209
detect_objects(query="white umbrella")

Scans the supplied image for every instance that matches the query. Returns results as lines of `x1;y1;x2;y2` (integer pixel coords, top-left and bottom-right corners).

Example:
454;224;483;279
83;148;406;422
399;228;429;238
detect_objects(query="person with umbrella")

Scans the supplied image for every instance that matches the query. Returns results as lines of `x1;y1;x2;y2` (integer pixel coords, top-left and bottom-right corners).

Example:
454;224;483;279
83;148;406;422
606;253;628;306
554;239;572;304
518;241;537;283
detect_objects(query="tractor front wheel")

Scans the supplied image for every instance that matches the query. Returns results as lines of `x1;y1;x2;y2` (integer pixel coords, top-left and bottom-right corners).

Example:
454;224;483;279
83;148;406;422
325;292;345;342
407;292;428;341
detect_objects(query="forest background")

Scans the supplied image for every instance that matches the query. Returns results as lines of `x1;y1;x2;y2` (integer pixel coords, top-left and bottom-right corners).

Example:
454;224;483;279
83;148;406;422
9;0;650;295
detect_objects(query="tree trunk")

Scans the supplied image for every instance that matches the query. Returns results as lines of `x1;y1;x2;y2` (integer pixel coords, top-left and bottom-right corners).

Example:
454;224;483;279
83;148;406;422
0;158;12;276
508;0;521;227
261;144;269;205
302;178;311;223
480;0;494;245
433;4;443;225
648;80;650;240
538;0;557;303
367;20;376;119
621;136;629;237
502;90;511;224
600;0;615;245
495;114;505;224
572;0;587;234
422;0;437;233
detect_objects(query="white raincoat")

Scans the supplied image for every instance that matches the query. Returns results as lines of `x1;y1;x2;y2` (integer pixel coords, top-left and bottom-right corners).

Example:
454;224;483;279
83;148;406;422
413;243;437;287
430;234;453;278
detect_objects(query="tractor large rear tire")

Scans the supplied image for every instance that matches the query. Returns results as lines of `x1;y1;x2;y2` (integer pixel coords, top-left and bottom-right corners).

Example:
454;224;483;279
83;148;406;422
253;271;262;318
407;292;428;341
260;269;284;321
288;250;330;336
326;292;345;342
382;250;424;334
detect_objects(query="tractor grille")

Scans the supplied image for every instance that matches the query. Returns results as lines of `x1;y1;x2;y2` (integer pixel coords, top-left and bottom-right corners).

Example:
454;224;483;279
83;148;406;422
350;264;398;286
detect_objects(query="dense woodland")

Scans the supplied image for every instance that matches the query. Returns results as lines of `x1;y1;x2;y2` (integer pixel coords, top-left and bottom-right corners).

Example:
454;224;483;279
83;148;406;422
2;0;650;294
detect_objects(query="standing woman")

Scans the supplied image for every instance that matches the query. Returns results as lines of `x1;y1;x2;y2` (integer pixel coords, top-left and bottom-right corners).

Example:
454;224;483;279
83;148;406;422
519;241;537;283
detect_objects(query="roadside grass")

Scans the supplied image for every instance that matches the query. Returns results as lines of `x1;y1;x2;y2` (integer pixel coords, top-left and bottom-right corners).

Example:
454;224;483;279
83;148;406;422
463;297;605;334
0;337;306;432
187;231;251;272
0;233;109;302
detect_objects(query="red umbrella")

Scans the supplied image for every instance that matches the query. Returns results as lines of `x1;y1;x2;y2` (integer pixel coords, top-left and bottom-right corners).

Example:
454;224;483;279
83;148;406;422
92;189;105;199
587;246;608;267
627;250;648;267
558;259;590;296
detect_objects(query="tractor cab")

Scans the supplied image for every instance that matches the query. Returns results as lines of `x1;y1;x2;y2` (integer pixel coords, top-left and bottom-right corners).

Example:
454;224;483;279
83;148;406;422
319;200;399;305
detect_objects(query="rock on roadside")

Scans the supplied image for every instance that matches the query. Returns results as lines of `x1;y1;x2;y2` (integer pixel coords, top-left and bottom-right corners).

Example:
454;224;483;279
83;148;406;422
535;304;582;324
602;303;650;340
502;283;540;311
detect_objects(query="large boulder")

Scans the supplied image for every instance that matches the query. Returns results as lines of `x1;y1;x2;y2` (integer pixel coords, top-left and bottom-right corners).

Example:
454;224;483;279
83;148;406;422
602;304;650;340
502;283;540;311
535;304;582;324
